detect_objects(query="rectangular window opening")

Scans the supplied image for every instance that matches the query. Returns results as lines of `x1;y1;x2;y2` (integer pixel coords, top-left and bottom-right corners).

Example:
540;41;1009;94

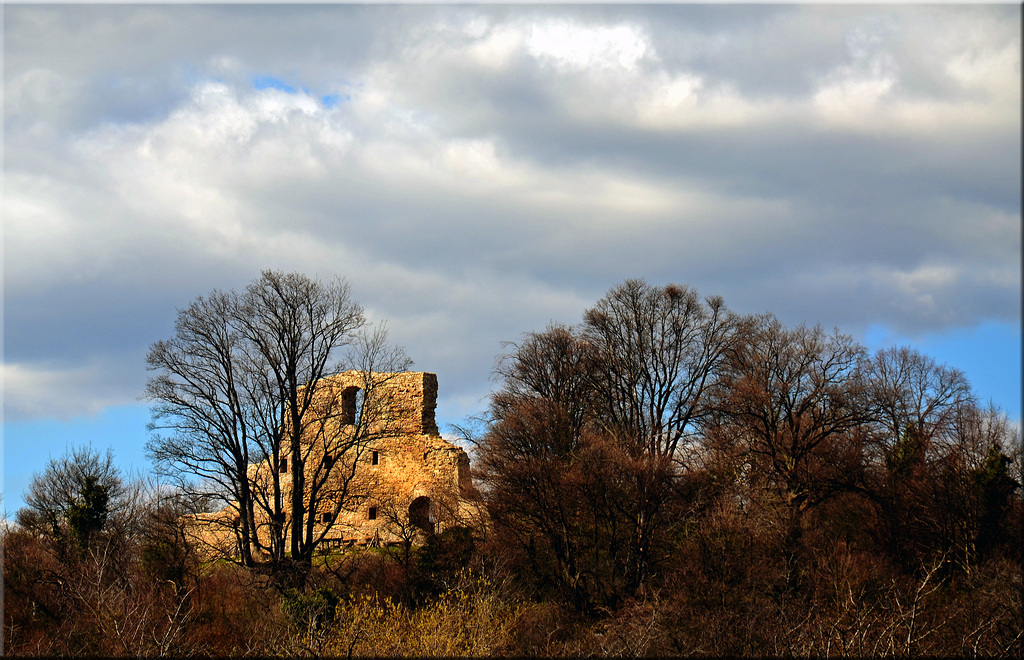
368;506;377;521
320;512;334;524
371;450;379;466
279;458;288;473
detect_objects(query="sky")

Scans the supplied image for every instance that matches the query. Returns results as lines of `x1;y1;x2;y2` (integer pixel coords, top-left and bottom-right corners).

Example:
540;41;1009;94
3;3;1021;518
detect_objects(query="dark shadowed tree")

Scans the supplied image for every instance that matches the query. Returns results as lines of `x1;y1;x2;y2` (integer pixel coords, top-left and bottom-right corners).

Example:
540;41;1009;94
709;314;872;586
582;280;736;592
862;346;976;571
930;401;1021;571
582;279;735;462
66;475;109;552
478;281;736;610
478;324;605;609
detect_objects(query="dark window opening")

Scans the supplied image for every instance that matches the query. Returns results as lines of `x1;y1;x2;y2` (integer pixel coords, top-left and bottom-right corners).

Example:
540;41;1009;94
279;458;288;473
320;512;334;524
368;506;377;521
409;496;434;534
371;450;379;466
324;454;334;470
340;386;363;425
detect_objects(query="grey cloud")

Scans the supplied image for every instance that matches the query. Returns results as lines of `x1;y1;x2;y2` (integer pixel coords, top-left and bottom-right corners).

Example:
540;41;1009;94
4;4;1019;421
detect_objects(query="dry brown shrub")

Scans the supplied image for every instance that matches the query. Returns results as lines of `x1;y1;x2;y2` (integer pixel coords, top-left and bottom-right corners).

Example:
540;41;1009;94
322;569;526;657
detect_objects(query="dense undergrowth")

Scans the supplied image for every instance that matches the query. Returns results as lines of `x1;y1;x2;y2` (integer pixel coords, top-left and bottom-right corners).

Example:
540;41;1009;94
6;279;1022;656
5;512;1021;657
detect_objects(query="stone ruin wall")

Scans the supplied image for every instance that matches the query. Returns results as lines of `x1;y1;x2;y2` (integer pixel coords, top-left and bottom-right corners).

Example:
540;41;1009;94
368;370;440;437
186;371;482;556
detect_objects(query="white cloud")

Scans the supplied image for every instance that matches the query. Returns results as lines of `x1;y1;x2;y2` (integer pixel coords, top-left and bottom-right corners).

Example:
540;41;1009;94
526;20;649;71
2;3;1018;425
945;40;1020;100
3;362;137;421
813;69;897;128
465;23;525;70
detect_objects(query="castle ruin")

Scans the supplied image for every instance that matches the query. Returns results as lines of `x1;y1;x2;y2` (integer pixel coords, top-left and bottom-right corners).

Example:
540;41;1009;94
186;371;484;558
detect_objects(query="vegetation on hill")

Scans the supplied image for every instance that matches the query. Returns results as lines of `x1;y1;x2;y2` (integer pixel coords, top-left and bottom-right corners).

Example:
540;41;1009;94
4;277;1021;657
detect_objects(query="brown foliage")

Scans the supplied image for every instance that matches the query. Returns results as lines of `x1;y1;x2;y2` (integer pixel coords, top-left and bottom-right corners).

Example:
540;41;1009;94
8;278;1022;657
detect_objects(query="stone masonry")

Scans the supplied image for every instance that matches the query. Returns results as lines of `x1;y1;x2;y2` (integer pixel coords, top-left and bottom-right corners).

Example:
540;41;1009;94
186;371;484;557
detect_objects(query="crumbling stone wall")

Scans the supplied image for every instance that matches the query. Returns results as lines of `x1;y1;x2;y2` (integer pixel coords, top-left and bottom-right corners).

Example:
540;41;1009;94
186;372;483;556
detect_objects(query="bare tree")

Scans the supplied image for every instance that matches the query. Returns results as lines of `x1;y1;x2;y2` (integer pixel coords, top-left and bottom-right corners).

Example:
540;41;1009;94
17;446;129;543
866;345;973;468
582;279;735;462
862;346;976;571
232;271;365;566
146;288;262;565
711;314;872;585
582;280;736;592
478;281;737;609
146;271;409;581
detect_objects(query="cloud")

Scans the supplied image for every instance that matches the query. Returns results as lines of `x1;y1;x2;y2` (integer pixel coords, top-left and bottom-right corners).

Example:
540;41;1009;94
2;4;1019;423
3;361;142;422
526;20;649;71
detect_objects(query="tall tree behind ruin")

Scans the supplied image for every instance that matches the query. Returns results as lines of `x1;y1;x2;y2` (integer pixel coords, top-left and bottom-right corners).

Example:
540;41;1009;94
478;281;737;609
146;270;409;581
479;324;604;610
582;280;735;462
708;314;873;587
581;280;736;592
862;346;975;570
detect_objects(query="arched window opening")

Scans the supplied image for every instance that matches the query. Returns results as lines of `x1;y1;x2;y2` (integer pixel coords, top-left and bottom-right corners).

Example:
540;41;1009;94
339;386;363;426
409;496;435;534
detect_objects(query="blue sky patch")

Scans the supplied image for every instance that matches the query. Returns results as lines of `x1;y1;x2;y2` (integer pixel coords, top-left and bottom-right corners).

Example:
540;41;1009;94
322;93;350;109
863;320;1021;421
253;75;299;94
